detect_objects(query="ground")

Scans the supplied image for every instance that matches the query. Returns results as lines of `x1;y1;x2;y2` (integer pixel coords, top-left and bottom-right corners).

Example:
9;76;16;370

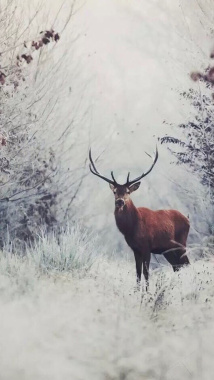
0;248;214;380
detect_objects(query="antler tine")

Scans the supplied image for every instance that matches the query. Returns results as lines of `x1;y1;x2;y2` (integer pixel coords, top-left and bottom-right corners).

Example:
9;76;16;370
127;146;158;186
89;148;116;185
111;171;118;184
127;172;130;183
89;148;99;174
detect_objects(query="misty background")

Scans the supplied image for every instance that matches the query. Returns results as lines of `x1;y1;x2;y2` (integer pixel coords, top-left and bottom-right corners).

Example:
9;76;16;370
1;0;213;251
31;0;213;243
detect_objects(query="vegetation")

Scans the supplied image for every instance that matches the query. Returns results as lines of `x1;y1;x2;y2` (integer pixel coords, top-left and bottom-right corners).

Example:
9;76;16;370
160;64;214;209
0;226;214;379
0;1;84;248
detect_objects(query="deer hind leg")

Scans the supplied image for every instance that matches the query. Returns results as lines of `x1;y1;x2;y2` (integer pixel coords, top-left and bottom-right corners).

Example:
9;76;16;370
171;237;190;267
163;240;189;272
174;224;190;266
175;223;190;249
142;254;151;291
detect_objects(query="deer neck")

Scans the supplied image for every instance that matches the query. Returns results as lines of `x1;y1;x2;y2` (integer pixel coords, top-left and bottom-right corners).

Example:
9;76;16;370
114;200;138;236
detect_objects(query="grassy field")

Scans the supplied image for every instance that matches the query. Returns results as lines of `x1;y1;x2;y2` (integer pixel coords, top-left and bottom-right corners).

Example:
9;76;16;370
0;229;213;380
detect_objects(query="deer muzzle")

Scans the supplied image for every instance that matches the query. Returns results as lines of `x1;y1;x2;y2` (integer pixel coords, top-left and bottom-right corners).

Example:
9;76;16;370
115;198;125;209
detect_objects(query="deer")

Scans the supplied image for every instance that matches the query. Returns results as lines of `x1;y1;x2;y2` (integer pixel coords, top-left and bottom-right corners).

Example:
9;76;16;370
89;148;190;290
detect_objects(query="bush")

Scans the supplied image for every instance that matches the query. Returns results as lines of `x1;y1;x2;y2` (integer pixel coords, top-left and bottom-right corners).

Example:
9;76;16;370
26;225;99;274
0;3;76;248
160;60;214;234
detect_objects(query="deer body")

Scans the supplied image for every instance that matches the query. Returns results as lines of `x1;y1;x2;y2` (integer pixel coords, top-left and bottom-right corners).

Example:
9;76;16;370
89;148;190;290
114;198;189;289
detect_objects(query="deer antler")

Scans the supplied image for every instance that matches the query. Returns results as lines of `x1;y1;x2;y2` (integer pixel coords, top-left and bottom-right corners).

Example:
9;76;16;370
126;146;158;186
89;146;158;186
89;149;118;185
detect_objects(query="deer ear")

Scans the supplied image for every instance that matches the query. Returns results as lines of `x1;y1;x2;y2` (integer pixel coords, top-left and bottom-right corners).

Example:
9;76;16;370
129;182;141;193
109;183;115;191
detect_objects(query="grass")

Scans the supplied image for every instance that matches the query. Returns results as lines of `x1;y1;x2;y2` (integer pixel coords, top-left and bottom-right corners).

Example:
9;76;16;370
26;225;99;274
0;228;214;380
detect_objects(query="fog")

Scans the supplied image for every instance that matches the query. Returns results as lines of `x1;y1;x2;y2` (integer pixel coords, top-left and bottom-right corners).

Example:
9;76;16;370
45;0;213;238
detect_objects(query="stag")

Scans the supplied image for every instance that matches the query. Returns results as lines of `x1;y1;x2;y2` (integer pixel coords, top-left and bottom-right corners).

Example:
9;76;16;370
89;148;190;290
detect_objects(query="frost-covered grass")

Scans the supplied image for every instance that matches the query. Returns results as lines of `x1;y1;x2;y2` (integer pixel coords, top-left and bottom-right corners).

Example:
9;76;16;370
26;226;99;274
0;230;214;380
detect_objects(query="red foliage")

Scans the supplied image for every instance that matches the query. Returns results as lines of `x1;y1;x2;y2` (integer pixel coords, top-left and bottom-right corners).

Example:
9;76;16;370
21;54;33;64
0;29;60;88
0;71;6;85
191;53;214;87
0;135;7;146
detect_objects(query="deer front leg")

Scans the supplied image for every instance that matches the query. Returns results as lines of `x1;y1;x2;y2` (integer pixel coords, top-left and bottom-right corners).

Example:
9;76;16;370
142;252;151;291
134;251;151;291
134;251;143;289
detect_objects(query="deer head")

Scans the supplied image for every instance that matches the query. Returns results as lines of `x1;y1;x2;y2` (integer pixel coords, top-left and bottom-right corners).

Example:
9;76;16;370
89;147;158;211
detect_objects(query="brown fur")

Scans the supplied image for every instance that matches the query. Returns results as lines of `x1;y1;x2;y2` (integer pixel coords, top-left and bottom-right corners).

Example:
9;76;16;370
111;184;190;290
